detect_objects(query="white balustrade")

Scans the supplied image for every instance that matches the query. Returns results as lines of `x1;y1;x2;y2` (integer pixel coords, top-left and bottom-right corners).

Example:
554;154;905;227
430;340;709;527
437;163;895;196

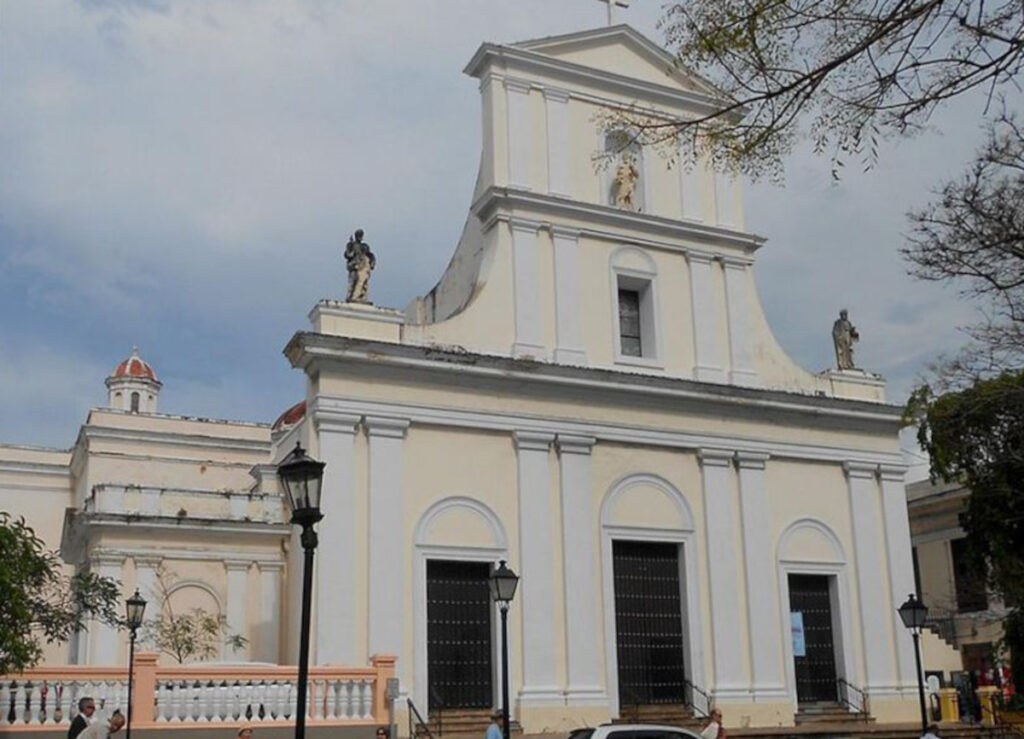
3;668;386;728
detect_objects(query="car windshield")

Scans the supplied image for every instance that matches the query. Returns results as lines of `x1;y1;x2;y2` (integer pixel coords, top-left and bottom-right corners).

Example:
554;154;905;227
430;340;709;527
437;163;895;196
568;729;595;739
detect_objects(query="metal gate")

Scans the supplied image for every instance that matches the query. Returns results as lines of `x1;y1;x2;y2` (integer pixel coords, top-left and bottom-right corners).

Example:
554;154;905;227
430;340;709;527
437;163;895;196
788;574;839;703
426;560;493;710
612;540;687;705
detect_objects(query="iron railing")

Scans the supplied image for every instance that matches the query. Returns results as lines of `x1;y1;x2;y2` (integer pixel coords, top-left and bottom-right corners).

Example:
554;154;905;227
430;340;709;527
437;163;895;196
683;679;712;718
836;677;869;720
407;698;436;739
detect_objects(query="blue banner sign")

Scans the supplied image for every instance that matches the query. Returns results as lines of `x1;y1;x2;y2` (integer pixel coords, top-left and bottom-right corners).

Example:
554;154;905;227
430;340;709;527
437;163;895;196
790;611;806;657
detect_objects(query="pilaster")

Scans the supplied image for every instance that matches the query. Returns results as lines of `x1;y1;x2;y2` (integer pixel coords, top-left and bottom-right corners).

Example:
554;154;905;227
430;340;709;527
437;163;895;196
844;461;896;690
257;561;284;663
88;553;125;665
513;431;561;705
551;226;587;366
699;449;748;699
225;559;251;660
878;464;918;689
366;416;410;661
557;434;604;705
688;254;726;383
133;554;162;601
722;258;758;387
510;218;545;359
735;452;784;698
543;87;570;197
505;78;533;189
313;409;361;664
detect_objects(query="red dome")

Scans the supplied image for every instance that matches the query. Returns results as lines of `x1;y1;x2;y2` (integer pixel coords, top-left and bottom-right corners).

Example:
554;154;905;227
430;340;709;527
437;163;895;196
272;400;307;431
111;346;158;382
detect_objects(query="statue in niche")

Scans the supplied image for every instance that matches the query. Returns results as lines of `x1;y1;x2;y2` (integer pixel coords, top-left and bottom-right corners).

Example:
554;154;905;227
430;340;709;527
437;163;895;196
832;308;860;370
614;152;640;211
344;229;376;303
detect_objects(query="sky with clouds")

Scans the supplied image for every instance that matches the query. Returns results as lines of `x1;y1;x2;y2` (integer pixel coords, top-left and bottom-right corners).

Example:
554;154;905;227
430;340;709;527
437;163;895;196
0;0;989;459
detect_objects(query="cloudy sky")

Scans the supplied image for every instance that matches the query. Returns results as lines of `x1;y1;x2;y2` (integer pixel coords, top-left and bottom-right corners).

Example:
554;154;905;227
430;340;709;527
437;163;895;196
0;0;987;456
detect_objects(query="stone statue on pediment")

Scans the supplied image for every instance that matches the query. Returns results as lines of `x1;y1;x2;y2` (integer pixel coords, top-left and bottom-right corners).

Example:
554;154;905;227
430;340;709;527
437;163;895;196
344;229;376;303
832;308;859;370
614;153;640;211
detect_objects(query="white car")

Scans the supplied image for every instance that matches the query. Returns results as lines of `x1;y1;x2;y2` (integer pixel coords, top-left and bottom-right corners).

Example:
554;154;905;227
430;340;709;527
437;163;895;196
569;725;703;739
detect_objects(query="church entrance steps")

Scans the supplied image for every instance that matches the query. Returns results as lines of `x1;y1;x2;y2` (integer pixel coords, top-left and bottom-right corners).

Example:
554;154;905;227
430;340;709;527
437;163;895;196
612;703;702;728
422;708;522;739
795;703;875;725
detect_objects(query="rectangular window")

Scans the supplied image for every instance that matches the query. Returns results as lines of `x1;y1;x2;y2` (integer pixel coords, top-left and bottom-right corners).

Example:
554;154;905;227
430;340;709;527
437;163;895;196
951;538;988;612
618;289;642;357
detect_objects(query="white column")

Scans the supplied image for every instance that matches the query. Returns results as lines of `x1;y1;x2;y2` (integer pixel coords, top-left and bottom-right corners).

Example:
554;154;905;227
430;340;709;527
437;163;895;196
845;462;896;690
688;254;726;383
510;218;545;358
699;449;748;699
505;78;533;189
88;554;124;665
736;452;784;698
544;87;570;197
552;226;587;366
225;560;250;660
257;561;283;662
366;416;410;660
514;431;561;705
313;410;361;664
879;464;918;690
722;258;758;387
557;434;605;704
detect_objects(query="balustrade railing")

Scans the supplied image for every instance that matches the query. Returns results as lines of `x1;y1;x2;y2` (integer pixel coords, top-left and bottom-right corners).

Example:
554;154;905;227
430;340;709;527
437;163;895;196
1;653;396;731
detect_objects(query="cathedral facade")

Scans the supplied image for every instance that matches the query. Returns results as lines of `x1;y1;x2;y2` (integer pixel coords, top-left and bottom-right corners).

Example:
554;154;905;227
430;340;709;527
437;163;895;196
0;26;922;733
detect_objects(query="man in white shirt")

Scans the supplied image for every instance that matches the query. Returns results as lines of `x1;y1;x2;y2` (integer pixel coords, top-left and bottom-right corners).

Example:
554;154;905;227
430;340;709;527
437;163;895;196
921;724;941;739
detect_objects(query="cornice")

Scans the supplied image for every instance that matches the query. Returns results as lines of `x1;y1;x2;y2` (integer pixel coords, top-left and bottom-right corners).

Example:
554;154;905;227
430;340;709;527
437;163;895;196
463;42;729;118
70;510;290;539
302;396;902;468
286;333;903;430
81;425;271;455
473;186;765;255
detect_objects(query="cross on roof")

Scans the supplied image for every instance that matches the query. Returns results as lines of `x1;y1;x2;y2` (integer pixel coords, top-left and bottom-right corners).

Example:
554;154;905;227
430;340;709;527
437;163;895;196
596;0;631;25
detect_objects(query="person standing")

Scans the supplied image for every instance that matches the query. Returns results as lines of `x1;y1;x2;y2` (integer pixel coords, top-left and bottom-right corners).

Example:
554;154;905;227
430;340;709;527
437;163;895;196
700;709;725;739
79;711;125;739
484;708;502;739
921;724;941;739
68;697;96;739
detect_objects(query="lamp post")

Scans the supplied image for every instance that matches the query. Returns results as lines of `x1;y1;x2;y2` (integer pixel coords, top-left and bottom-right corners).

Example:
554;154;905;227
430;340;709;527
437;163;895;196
489;560;519;739
124;589;147;739
898;593;930;735
277;442;326;739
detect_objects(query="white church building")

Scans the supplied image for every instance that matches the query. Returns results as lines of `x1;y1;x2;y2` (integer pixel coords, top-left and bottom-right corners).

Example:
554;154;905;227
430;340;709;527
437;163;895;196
0;25;925;733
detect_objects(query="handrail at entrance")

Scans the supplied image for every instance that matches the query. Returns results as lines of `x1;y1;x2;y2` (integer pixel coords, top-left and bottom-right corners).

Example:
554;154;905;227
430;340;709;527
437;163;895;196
836;677;869;719
683;679;712;718
407;698;436;739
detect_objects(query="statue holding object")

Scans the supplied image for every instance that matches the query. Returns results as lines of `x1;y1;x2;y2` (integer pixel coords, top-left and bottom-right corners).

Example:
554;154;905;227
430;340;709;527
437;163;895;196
344;229;376;303
614;153;640;211
832;308;860;370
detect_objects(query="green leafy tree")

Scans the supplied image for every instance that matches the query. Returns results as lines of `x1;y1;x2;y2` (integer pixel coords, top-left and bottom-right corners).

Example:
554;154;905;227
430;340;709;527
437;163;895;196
608;0;1023;179
0;513;121;674
908;371;1024;684
142;567;247;664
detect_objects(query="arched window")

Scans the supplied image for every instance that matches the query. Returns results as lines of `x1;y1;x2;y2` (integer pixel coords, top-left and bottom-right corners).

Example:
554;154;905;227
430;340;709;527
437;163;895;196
130;392;140;413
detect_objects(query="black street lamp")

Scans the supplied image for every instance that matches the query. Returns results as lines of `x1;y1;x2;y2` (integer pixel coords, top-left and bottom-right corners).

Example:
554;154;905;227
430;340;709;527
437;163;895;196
898;593;930;735
278;442;326;739
124;589;147;739
489;560;519;739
